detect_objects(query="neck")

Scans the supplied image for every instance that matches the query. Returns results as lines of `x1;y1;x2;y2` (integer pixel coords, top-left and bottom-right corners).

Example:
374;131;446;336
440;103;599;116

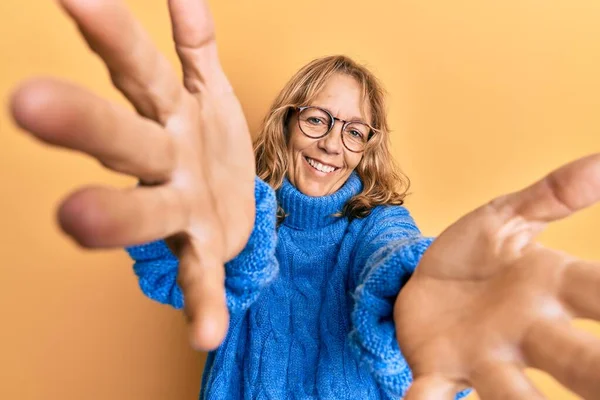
276;172;363;230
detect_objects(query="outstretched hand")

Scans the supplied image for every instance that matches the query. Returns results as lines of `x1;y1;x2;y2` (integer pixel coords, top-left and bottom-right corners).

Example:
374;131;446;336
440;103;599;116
395;154;600;399
10;0;255;350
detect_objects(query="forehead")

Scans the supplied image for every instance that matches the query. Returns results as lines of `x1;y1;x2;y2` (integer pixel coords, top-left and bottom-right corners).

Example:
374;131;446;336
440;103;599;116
311;73;372;123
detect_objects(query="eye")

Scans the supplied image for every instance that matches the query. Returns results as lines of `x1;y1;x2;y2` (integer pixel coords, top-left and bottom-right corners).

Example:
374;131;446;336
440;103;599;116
348;129;364;139
307;117;325;125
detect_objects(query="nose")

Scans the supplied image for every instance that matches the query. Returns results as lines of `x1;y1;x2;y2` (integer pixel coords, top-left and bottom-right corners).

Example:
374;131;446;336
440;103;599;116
317;120;344;155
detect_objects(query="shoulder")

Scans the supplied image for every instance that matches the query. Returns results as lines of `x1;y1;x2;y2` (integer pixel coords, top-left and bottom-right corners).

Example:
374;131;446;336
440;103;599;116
344;204;421;263
350;204;416;233
254;176;277;208
345;204;423;285
368;204;413;220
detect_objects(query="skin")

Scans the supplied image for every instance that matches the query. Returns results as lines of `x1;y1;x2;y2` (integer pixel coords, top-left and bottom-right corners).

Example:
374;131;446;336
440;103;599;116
10;0;256;351
396;156;600;399
9;0;600;398
286;73;367;197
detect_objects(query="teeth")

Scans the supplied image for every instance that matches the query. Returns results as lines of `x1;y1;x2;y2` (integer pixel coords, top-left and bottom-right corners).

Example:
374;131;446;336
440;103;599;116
307;157;336;173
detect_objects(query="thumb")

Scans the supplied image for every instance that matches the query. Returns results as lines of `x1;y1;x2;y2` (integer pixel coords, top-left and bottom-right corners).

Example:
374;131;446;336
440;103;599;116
176;238;229;351
497;153;600;224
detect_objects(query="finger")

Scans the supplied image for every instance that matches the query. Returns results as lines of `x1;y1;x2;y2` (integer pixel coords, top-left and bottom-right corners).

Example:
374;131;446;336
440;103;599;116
58;185;188;248
403;375;461;400
174;235;229;351
523;319;600;400
168;0;231;93
471;362;545;400
10;78;175;184
494;153;600;224
59;0;185;122
559;259;600;320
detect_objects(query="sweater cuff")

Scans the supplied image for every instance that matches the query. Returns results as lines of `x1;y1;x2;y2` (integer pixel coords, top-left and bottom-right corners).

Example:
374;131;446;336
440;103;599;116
349;235;472;399
224;176;279;313
124;176;278;313
126;240;183;309
349;235;433;398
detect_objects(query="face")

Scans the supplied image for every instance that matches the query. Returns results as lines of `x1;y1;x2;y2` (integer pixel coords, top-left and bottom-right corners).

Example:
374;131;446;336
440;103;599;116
286;74;371;197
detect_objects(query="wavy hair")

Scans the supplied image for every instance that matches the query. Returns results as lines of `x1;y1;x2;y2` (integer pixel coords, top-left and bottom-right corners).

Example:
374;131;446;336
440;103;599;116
253;55;410;223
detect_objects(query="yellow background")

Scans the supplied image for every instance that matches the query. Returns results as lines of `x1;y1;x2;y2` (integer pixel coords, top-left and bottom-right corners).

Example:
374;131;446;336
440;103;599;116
1;0;599;399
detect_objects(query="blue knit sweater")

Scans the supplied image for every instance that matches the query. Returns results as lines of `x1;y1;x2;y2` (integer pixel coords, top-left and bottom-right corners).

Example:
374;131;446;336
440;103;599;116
126;173;471;399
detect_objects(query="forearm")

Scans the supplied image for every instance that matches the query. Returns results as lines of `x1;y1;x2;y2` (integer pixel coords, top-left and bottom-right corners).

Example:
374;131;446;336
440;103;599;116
127;240;183;308
126;176;279;314
224;176;279;314
349;235;434;398
349;234;471;399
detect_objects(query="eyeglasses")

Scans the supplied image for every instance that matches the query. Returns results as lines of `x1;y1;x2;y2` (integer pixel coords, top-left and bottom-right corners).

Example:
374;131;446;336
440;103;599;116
295;106;374;153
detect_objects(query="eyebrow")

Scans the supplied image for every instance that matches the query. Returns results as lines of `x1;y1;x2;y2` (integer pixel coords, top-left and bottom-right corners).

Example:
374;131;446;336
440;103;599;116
311;104;370;125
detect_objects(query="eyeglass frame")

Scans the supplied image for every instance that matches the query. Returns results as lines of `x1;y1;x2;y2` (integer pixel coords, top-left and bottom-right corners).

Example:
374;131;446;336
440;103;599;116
294;106;376;153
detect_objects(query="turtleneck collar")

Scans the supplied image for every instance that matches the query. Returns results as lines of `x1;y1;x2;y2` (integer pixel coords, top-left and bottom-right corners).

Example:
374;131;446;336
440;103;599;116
276;172;363;230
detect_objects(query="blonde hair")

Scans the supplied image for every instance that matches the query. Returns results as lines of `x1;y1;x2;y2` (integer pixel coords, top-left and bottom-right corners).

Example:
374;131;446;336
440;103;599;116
253;55;410;223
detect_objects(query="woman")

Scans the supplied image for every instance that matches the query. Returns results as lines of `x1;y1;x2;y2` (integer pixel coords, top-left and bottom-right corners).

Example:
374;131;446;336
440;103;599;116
10;0;600;399
129;55;464;399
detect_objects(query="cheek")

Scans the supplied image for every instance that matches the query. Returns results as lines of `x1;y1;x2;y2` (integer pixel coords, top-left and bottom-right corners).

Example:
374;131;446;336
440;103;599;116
344;151;363;170
288;127;314;154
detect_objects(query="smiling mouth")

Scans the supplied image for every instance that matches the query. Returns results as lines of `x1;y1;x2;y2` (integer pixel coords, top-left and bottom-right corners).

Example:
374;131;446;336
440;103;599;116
304;156;340;174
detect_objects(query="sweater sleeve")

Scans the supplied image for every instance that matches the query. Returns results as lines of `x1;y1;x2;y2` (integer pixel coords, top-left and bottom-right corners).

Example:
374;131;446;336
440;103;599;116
125;176;279;315
348;206;471;400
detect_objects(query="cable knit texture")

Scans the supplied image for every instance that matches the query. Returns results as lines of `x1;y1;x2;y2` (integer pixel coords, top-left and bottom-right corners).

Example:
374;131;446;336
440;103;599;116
126;174;471;400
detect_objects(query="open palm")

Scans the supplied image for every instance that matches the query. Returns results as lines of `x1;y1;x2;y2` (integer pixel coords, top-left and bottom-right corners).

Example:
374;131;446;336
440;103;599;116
10;0;255;350
396;154;600;399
